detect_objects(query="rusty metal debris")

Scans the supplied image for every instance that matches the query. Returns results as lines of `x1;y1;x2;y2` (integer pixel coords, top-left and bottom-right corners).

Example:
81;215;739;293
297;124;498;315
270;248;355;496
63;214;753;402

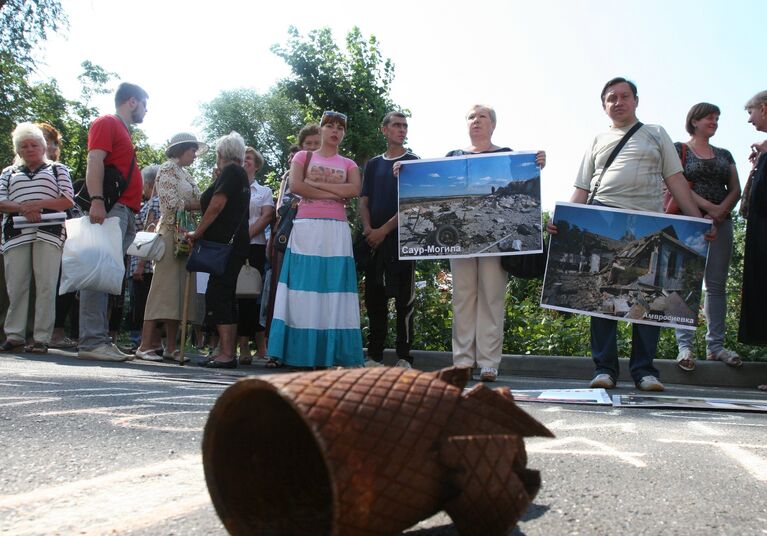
202;366;553;536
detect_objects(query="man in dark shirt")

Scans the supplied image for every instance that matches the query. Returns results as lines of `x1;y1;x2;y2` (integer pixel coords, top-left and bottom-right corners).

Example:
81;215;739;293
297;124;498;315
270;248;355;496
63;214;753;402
359;112;419;368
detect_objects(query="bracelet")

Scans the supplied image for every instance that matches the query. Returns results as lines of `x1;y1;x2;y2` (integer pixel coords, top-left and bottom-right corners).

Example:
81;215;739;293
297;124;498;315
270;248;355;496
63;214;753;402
91;195;105;201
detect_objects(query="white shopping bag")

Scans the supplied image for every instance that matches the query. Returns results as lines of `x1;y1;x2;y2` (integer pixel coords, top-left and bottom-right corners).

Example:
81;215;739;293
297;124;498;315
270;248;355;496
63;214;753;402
60;216;124;295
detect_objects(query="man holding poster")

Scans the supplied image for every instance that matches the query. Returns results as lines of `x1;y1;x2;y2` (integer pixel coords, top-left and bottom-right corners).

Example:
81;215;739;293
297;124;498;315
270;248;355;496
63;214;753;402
552;77;712;392
359;112;419;368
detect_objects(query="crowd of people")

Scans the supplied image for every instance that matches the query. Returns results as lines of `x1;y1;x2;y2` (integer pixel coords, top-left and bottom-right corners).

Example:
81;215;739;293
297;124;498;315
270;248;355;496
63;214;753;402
1;79;766;393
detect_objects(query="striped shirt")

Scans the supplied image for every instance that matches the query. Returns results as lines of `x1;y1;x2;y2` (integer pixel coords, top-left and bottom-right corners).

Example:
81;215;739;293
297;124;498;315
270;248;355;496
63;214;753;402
0;162;74;252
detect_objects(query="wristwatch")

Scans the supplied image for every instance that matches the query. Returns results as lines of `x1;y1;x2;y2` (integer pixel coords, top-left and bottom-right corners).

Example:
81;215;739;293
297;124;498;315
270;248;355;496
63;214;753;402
91;195;105;201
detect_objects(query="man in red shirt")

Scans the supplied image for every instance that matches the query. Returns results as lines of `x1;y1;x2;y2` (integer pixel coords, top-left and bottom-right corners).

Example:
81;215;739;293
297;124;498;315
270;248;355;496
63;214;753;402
77;82;148;362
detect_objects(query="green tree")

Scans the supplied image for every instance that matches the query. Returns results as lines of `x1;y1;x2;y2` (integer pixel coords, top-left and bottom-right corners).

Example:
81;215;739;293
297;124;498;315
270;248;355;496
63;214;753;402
272;26;405;165
0;0;67;68
197;86;304;180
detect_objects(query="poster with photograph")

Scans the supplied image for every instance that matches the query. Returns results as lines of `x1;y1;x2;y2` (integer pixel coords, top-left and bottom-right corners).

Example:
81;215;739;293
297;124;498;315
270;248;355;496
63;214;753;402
612;394;767;413
541;202;711;330
398;152;542;260
511;388;613;405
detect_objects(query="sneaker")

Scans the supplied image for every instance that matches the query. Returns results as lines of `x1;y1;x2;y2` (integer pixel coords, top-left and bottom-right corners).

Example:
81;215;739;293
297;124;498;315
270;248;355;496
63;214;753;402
77;343;133;362
134;348;163;362
395;359;412;369
479;367;498;382
637;375;665;392
49;337;77;349
364;358;384;368
676;348;695;371
706;348;743;368
589;373;616;389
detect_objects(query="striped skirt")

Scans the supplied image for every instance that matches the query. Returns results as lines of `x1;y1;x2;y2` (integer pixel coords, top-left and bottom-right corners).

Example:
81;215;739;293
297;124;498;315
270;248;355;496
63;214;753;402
267;218;364;367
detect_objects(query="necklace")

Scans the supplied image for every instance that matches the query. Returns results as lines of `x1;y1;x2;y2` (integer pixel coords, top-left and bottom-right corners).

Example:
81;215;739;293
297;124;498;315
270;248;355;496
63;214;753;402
688;140;715;159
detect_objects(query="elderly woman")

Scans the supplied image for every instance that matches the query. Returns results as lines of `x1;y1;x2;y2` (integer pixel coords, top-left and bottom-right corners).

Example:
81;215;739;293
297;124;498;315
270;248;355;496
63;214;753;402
134;133;206;362
236;147;274;364
739;91;767;392
671;103;742;371
446;105;545;381
267;111;363;369
0;123;74;353
187;132;250;368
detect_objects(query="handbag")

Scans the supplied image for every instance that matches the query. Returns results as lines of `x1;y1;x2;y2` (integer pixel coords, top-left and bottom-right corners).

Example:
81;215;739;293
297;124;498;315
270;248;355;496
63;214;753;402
273;151;312;253
186;239;233;276
127;230;165;261
663;143;693;214
236;260;262;297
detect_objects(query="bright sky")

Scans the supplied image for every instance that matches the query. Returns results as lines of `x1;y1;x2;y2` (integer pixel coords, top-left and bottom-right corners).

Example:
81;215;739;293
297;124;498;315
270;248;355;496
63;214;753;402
34;0;764;210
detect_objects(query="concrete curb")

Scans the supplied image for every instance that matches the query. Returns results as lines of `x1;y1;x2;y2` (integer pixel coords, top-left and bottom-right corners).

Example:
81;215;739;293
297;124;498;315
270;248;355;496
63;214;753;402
381;350;767;388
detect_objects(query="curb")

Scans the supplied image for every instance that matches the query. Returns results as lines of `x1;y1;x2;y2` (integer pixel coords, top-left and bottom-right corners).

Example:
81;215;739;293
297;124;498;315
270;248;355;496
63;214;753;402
381;350;767;388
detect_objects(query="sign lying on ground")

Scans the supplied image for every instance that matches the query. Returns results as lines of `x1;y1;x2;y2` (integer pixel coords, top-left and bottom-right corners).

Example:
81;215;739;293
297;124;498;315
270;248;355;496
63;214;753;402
613;394;767;412
541;203;711;330
512;388;612;405
398;152;543;260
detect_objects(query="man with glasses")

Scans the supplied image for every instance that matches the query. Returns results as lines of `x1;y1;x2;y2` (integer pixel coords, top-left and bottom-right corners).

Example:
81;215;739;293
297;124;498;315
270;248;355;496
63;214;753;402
77;82;148;362
360;112;419;368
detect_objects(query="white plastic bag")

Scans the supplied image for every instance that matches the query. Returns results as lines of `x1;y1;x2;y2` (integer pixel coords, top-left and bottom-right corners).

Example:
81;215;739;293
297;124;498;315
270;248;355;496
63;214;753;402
60;216;124;295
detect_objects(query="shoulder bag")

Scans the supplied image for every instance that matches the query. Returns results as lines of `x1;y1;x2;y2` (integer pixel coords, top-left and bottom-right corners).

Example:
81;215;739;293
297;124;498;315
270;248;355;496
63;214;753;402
273;151;312;253
127;224;165;261
663;143;692;214
186;193;249;276
235;259;263;297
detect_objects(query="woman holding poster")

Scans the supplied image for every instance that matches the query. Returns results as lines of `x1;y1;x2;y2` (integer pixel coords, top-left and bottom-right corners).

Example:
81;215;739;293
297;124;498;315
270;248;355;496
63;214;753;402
446;105;546;381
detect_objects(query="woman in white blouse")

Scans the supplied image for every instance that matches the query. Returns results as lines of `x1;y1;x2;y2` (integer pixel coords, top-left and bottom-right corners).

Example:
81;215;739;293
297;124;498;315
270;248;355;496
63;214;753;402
135;133;206;362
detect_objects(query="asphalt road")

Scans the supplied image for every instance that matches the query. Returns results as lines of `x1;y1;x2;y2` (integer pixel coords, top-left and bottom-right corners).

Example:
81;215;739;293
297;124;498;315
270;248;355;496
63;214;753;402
1;351;766;535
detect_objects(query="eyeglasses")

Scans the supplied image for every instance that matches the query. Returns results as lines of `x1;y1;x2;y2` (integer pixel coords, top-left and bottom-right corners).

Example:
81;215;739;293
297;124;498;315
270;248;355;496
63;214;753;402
321;110;348;123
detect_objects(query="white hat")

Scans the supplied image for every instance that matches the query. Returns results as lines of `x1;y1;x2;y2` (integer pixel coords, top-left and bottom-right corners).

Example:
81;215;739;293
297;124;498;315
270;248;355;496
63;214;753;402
165;132;208;157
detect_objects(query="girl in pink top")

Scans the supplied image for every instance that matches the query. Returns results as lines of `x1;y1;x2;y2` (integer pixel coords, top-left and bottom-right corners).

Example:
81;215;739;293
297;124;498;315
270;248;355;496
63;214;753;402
267;111;364;368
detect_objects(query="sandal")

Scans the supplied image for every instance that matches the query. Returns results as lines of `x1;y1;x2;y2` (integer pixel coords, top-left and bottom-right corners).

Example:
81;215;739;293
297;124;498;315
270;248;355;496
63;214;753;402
0;339;26;352
706;349;743;368
758;385;767;392
264;358;283;369
238;355;253;366
676;348;695;372
24;342;49;354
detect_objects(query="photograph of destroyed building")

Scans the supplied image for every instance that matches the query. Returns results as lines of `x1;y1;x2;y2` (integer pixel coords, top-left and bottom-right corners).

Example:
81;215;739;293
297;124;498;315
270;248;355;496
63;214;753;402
398;152;542;260
541;203;711;330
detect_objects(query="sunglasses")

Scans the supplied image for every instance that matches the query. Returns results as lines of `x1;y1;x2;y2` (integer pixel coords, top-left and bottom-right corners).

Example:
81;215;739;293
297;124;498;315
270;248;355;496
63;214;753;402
321;110;348;124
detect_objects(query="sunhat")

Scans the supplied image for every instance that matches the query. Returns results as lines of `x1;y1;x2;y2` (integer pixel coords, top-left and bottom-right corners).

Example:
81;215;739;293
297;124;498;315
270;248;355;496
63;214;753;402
165;132;208;157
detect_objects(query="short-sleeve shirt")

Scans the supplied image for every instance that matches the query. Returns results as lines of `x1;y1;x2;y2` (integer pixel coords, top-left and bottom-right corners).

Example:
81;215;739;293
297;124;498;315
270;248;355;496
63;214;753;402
675;142;735;208
574;123;682;212
200;163;250;255
248;181;274;245
87;114;143;212
0;162;74;252
361;151;420;229
292;150;358;221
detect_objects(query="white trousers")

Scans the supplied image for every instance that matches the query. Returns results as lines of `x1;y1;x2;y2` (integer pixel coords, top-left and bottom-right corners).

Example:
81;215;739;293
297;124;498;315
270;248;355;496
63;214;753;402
450;256;507;369
3;241;61;344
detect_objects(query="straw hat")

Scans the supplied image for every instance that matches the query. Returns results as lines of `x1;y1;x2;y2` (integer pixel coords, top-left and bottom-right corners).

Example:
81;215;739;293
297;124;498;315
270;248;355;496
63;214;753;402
165;132;208;157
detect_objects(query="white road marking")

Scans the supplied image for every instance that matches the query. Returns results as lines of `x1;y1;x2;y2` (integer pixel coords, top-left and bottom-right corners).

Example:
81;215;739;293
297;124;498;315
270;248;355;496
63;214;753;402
527;437;647;467
658;438;767;481
546;418;638;433
0;456;212;535
0;397;61;407
111;410;209;432
688;421;726;436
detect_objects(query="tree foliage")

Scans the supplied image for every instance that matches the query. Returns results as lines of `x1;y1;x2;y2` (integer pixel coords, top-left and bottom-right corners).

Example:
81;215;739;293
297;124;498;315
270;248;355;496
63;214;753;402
272;26;405;165
0;0;67;68
197;86;304;180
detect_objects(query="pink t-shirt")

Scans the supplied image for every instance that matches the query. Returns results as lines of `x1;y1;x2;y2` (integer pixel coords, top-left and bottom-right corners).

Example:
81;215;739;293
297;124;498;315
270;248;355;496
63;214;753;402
292;151;357;221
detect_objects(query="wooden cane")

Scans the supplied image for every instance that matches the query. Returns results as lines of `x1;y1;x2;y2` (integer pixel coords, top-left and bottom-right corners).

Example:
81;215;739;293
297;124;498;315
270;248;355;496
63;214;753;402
178;271;192;366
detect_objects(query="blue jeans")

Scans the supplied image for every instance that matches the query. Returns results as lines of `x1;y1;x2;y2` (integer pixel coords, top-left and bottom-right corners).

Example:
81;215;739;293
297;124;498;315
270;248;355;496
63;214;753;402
591;316;660;383
78;204;135;350
675;218;732;354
